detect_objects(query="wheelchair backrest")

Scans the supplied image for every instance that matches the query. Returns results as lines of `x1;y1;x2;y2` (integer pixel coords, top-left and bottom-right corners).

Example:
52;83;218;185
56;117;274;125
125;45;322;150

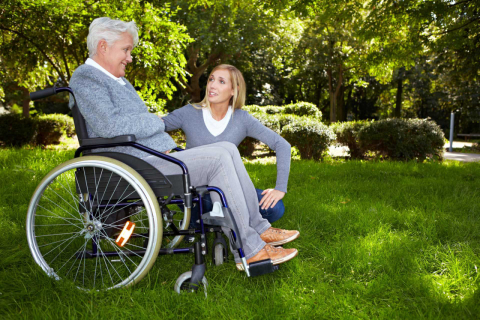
69;97;90;145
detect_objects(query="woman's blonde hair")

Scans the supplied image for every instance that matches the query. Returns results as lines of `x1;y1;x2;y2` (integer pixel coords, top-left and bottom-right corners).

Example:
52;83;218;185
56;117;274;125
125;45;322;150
194;64;246;113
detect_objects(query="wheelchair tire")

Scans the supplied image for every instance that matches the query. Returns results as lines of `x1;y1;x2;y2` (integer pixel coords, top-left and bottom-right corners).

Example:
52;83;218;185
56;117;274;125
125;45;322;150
26;156;163;290
174;271;208;296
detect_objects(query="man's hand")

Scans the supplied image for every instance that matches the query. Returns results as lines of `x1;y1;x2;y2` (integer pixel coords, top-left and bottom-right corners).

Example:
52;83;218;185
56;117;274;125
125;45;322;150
259;189;285;210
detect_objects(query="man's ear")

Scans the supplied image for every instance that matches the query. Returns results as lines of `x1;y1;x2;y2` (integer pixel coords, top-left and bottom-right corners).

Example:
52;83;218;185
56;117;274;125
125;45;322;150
97;39;108;56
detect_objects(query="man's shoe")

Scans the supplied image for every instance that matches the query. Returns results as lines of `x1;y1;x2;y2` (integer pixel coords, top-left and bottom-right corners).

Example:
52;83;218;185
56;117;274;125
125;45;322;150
260;227;299;246
236;244;298;270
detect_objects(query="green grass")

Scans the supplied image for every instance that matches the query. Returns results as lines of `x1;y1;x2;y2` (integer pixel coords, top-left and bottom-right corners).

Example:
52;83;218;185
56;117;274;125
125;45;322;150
1;147;479;319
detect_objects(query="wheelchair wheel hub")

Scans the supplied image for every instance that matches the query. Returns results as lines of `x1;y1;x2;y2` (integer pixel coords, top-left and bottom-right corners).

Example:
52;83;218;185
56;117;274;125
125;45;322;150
83;220;103;239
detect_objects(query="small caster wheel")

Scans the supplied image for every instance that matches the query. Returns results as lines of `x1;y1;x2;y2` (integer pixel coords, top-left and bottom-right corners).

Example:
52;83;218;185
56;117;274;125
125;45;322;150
213;243;227;266
174;271;208;297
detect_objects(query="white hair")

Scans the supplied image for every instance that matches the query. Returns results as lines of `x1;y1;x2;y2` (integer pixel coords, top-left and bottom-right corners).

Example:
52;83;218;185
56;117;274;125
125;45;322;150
87;17;139;58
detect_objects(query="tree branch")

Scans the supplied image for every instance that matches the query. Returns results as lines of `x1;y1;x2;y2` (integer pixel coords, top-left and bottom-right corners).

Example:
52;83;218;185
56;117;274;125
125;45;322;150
449;0;472;7
0;25;66;84
438;17;480;35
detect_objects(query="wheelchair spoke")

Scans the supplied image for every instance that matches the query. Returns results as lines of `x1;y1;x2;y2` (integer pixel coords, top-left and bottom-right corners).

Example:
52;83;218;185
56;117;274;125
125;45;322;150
96;242;116;287
41;232;82;257
36;231;82;238
99;189;137;221
98;176;124;220
39;196;84;224
45;182;87;219
81;168;94;214
97;171;114;207
55;178;90;216
50;233;85;268
98;230;136;272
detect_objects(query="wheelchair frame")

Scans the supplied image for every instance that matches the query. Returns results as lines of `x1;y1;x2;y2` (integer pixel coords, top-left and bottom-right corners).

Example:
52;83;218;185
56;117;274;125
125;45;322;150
26;86;277;292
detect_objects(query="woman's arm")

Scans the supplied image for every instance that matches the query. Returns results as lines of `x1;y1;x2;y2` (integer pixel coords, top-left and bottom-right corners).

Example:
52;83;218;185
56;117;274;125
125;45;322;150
244;112;291;193
162;105;190;132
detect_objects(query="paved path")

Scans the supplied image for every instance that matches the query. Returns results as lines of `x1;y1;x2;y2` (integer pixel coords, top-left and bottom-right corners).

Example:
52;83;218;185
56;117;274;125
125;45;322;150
328;141;480;162
443;141;480;162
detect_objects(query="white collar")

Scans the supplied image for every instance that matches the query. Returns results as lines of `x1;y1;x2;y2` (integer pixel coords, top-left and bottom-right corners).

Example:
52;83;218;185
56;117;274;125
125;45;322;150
85;58;126;85
203;106;232;137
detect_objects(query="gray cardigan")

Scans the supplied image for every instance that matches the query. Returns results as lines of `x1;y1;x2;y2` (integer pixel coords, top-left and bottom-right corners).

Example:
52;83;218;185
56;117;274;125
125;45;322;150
163;104;291;192
69;64;177;158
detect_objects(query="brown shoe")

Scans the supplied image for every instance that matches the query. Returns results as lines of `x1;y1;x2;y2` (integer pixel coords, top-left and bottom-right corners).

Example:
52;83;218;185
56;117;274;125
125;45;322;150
260;227;300;246
236;244;298;270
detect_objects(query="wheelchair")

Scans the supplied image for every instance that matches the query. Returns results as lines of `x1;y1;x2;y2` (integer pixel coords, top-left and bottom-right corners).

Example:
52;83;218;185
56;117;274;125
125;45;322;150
26;86;278;292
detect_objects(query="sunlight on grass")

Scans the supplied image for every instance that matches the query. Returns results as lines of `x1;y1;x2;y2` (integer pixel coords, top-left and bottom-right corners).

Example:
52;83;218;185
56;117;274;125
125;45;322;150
1;147;479;318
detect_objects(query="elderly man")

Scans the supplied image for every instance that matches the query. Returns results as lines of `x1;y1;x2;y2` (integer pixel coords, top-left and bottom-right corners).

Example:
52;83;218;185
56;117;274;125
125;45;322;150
69;17;298;270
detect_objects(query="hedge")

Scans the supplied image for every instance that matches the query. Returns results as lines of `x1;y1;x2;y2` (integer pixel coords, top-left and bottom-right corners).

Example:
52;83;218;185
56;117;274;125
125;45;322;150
281;118;336;160
0;113;75;147
241;103;334;160
358;118;445;161
0;113;37;147
331;120;372;159
244;101;322;119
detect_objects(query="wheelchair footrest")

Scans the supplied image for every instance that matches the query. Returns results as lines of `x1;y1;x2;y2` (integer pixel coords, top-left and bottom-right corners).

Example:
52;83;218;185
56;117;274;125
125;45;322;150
248;259;278;277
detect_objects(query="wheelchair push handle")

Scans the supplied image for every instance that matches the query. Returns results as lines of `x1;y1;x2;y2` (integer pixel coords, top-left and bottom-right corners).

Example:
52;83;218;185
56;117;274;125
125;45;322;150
30;86;74;100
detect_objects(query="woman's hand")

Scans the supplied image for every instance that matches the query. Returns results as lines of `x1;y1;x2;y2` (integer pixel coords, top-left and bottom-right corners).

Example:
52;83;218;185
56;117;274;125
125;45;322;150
259;189;285;210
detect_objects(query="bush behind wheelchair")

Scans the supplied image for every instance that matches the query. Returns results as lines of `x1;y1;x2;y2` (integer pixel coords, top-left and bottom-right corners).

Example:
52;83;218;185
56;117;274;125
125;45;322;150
26;86;278;292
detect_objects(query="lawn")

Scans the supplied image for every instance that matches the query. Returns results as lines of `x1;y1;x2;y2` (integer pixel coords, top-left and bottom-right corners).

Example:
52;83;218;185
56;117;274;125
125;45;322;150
0;147;479;319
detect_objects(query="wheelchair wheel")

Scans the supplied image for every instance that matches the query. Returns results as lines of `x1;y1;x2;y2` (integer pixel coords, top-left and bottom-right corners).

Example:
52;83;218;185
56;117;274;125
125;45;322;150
213;243;226;266
174;271;208;296
162;205;191;248
26;156;163;290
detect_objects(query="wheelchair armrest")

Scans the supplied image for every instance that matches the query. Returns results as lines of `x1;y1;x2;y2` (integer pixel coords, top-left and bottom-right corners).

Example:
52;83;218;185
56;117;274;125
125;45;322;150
80;135;137;146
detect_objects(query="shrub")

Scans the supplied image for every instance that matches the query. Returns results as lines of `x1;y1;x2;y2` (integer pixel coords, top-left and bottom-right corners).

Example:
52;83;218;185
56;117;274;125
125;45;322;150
0;113;36;147
238;137;256;157
358;118;445;161
284;102;322;119
281;118;336;160
35;114;76;146
244;101;322;119
331;120;371;159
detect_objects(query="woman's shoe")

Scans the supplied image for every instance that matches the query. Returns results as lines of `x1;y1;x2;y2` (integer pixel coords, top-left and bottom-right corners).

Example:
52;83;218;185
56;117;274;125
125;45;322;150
260;227;299;246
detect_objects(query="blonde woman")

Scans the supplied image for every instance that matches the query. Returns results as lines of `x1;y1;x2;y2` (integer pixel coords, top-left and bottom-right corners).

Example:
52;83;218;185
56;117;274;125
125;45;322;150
163;65;291;224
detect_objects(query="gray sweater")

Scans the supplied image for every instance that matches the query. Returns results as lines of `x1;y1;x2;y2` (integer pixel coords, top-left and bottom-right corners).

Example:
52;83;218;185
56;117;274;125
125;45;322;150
69;64;177;158
163;105;291;192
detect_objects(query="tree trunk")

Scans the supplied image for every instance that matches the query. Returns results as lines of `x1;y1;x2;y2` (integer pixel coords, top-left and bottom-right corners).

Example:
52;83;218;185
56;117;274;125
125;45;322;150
180;46;224;103
327;64;343;123
21;87;30;118
337;84;346;121
394;77;403;118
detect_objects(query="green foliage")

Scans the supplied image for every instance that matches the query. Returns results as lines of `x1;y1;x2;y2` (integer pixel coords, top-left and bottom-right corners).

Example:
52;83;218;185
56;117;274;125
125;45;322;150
0;0;192;109
35;114;75;146
0;113;75;147
0;113;36;147
358;118;445;161
243;103;333;159
331;120;372;159
281;117;336;160
244;101;321;119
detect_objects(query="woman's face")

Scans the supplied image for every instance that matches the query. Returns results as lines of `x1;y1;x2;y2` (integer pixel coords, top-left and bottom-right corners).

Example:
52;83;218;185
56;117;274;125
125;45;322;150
102;32;134;78
207;69;234;107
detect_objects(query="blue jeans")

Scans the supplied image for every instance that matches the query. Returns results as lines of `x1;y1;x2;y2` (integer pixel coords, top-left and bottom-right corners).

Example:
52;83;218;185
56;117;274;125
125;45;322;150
190;188;285;227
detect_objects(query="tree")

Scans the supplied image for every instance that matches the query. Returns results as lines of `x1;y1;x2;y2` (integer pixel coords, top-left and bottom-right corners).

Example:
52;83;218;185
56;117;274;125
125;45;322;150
0;0;192;115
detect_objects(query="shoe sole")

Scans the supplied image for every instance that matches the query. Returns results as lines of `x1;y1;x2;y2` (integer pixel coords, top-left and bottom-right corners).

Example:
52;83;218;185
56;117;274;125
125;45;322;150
265;231;300;246
236;248;298;271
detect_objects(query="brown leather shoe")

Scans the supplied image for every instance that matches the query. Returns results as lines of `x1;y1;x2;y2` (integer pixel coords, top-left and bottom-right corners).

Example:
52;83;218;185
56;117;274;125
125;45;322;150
236;244;298;270
260;227;300;246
